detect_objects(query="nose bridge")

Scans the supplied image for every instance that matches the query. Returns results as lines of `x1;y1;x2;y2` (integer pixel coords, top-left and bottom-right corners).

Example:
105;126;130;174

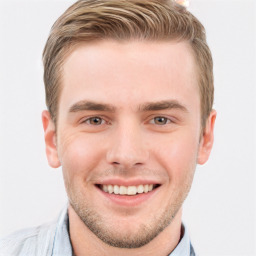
106;119;149;167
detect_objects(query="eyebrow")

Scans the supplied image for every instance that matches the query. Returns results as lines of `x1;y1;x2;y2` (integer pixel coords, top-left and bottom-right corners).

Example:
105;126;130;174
68;100;188;113
69;101;116;113
139;100;188;112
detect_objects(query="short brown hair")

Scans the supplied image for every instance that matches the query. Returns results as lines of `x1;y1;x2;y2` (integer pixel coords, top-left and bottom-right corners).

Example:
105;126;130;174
43;0;214;127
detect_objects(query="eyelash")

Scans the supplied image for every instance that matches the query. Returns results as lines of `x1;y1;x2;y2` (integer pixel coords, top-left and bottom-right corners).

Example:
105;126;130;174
81;116;173;126
149;116;172;125
81;116;108;126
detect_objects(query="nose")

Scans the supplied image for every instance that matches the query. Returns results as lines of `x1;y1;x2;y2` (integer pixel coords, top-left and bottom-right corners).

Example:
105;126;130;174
106;123;149;169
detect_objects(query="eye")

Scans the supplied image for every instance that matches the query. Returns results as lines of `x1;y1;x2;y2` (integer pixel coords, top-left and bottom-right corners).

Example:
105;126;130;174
150;116;171;125
84;117;105;125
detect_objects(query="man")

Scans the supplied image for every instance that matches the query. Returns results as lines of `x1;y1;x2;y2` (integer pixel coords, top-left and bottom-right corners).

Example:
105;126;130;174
0;0;216;255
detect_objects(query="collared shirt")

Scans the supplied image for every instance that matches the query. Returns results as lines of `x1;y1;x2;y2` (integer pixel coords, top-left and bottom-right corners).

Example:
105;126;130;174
0;206;196;256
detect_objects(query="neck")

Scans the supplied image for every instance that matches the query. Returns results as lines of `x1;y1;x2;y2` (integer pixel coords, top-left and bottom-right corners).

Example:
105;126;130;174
68;205;183;256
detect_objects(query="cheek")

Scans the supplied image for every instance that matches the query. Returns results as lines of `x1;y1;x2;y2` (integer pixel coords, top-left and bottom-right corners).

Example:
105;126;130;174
151;131;199;181
58;132;105;180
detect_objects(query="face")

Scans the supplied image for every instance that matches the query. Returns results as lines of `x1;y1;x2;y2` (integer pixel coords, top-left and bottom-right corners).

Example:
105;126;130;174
43;40;216;248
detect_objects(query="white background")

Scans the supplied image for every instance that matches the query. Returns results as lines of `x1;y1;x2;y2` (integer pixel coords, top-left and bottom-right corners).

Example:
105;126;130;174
0;0;255;255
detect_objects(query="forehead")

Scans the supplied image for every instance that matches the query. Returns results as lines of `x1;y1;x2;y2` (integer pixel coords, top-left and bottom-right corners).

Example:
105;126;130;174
59;40;199;111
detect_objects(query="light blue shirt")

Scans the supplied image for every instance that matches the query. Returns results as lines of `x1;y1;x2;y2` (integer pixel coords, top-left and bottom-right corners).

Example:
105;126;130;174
0;206;195;256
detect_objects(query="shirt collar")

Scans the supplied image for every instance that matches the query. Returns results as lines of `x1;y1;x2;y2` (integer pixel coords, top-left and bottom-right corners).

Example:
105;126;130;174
52;206;192;256
168;222;192;256
51;206;73;256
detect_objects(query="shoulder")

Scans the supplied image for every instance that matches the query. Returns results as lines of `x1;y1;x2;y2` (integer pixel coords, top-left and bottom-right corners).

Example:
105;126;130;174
0;222;56;256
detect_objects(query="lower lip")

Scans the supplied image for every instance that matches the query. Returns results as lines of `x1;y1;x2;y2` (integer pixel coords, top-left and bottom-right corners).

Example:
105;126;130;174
95;185;160;207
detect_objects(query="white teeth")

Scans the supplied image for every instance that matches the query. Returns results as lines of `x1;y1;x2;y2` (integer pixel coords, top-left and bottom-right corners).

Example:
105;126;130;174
137;185;144;194
108;185;114;194
101;184;156;195
119;186;127;195
114;185;119;194
127;186;137;195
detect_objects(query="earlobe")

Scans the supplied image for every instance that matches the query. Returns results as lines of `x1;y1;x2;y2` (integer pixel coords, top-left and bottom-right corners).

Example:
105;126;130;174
197;110;217;165
42;110;61;168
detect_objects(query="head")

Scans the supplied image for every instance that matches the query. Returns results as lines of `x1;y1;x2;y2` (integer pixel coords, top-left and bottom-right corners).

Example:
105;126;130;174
42;0;216;249
43;0;214;129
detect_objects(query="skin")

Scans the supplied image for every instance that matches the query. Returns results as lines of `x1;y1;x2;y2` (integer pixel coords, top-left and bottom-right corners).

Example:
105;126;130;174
42;40;216;256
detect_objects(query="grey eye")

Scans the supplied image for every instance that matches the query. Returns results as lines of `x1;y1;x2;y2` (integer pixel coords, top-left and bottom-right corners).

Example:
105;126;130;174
88;117;103;125
153;117;169;125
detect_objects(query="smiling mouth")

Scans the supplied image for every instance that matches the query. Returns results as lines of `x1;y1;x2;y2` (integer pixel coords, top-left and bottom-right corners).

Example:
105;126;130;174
96;184;160;196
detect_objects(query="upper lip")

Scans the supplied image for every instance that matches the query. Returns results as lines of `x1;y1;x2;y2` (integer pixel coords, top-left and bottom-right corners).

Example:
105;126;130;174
95;178;161;187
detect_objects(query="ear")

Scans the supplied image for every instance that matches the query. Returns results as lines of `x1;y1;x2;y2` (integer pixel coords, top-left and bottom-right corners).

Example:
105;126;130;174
197;110;217;165
42;110;61;168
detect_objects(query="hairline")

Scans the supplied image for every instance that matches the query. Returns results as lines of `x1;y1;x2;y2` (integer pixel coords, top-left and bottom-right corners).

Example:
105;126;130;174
53;37;206;128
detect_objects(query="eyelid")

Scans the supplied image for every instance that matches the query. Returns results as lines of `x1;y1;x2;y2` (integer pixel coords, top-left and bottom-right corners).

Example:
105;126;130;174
148;116;175;125
80;115;109;125
79;114;177;126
